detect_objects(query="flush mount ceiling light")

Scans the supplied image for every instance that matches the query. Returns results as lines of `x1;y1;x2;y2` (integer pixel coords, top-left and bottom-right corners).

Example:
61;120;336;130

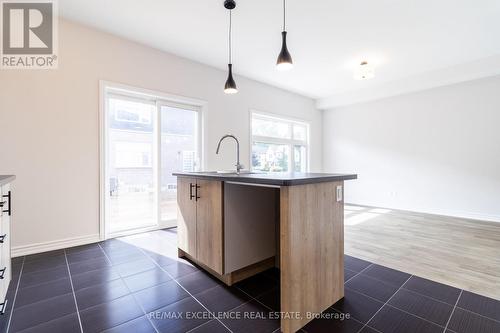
223;0;238;94
276;0;293;70
354;61;375;80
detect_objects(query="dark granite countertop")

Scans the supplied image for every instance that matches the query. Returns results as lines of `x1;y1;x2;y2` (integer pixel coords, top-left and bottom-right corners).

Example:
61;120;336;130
172;172;357;186
0;175;15;186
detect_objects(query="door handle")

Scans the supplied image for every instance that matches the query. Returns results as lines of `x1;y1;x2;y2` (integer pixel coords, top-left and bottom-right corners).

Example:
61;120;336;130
195;184;201;201
0;234;6;243
189;183;196;200
0;267;6;279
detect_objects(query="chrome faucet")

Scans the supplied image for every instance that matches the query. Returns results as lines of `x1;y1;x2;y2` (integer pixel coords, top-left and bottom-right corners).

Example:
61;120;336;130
216;134;244;174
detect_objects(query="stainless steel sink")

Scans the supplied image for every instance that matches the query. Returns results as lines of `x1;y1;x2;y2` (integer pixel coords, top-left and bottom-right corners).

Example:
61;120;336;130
216;170;261;175
195;171;263;175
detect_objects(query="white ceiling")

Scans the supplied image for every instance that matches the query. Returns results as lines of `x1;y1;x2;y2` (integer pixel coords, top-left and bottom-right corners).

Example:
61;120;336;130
59;0;500;107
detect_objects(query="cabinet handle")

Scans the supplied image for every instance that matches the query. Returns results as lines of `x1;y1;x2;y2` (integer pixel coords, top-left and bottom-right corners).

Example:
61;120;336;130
189;183;196;200
2;191;11;216
0;267;6;279
0;234;6;243
0;299;7;315
195;184;201;201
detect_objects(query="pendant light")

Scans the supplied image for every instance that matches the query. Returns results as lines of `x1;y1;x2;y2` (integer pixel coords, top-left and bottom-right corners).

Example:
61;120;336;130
276;0;293;70
224;0;238;94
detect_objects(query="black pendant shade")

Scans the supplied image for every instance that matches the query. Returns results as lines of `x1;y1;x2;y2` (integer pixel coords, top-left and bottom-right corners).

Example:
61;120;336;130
224;0;238;94
277;31;293;70
222;0;294;93
276;0;293;70
224;64;238;94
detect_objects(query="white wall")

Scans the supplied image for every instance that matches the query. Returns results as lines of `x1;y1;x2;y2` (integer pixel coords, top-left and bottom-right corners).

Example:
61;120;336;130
0;19;322;251
323;76;500;222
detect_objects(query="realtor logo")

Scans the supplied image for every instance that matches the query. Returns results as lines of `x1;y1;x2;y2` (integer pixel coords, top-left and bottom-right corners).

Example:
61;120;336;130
1;0;58;69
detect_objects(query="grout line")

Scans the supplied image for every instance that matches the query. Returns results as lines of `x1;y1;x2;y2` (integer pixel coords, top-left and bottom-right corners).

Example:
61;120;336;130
20;234;496;333
67;276;121;294
63;249;84;333
344;275;469;318
186;297;254;333
14;275;71;293
6;256;25;333
363;324;384;333
329;307;366;326
343;285;454;328
342;285;447;328
343;286;388;304
185;319;230;333
355;274;413;333
10;236;496;333
384;303;446;328
234;285;277;312
18;263;68;276
97;243;160;333
344;263;374;284
454;305;500;325
347;263;411;288
443;290;463;333
134;246;234;333
186;284;278;333
343;284;450;328
399;286;460;307
9;292;76;312
324;268;500;331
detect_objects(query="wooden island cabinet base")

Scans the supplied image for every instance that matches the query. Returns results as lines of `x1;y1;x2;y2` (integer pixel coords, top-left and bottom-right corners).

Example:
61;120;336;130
280;181;345;333
174;172;355;333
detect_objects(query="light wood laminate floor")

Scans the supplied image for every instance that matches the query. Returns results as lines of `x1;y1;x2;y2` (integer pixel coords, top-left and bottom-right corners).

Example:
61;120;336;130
344;204;500;300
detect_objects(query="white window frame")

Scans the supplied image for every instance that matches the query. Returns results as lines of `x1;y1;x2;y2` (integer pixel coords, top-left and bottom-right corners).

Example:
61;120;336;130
99;81;207;240
249;110;310;172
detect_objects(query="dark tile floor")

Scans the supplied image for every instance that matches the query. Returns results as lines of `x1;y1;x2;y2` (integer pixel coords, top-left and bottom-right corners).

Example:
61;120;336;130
1;229;499;333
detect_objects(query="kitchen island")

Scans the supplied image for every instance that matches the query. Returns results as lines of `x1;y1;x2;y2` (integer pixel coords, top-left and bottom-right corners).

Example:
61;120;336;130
173;172;357;333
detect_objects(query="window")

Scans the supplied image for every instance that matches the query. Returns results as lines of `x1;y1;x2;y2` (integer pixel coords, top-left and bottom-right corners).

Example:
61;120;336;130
251;112;309;172
115;142;153;168
111;98;152;125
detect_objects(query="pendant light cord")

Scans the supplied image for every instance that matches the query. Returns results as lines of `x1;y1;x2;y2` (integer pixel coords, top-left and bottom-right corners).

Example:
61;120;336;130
283;0;286;31
228;10;233;64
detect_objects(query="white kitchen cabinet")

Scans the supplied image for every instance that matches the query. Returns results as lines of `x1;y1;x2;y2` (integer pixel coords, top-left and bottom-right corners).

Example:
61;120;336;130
0;180;13;315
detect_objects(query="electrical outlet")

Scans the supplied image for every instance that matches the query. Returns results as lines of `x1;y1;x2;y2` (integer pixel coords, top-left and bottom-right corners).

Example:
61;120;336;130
336;185;343;202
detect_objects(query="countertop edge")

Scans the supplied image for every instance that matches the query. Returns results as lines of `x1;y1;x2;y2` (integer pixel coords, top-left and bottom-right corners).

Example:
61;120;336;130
173;173;357;186
0;175;16;187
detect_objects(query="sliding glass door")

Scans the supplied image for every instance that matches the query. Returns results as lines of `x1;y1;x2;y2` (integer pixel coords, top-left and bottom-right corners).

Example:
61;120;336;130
159;104;199;225
103;90;200;238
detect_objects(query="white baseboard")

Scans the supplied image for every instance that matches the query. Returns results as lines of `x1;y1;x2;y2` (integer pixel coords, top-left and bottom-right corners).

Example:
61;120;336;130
346;202;500;223
12;234;102;258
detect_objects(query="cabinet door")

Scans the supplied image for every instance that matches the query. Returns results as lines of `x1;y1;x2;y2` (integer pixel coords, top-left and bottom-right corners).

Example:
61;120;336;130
0;185;7;304
176;178;197;257
196;180;223;274
0;212;3;305
1;203;11;287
